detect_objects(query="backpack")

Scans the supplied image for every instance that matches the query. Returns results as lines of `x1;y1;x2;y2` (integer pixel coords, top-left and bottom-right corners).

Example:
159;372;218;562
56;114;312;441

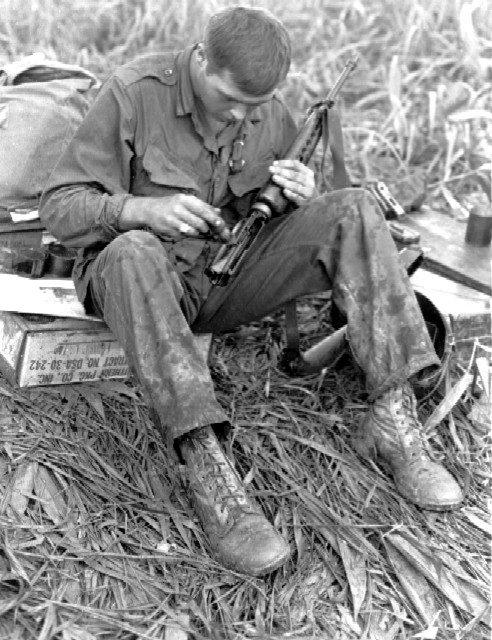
0;53;98;210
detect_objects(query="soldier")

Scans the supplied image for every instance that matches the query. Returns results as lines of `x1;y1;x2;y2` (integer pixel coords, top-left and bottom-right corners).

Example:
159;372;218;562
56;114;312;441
40;7;463;577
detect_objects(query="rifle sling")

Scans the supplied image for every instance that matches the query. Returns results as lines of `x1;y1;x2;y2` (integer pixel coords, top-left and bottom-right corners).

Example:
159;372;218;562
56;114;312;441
284;106;350;356
327;108;351;189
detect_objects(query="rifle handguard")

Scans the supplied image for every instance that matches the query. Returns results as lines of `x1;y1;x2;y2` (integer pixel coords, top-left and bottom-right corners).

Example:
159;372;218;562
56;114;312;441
254;108;327;217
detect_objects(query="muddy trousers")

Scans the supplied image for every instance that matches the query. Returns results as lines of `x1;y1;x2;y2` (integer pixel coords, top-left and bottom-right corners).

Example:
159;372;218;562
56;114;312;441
86;189;439;441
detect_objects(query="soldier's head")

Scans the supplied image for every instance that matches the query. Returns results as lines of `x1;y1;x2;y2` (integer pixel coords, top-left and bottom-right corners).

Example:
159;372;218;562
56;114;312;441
192;7;291;123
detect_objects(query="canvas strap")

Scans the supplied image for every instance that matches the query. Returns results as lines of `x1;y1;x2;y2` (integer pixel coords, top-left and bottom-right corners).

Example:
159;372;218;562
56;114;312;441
284;107;350;356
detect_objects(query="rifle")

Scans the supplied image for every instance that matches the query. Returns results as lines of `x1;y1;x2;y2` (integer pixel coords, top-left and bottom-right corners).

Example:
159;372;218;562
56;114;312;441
205;59;438;380
206;57;359;286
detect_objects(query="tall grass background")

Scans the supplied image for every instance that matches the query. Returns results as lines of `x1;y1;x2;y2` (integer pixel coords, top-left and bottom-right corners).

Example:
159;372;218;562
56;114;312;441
1;0;491;207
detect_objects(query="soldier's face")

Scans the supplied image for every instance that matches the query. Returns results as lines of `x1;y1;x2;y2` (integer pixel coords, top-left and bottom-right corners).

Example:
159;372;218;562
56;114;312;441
193;46;274;123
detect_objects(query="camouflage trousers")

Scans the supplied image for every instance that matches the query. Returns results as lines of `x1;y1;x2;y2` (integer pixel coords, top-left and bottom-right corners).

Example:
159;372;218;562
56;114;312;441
86;188;440;442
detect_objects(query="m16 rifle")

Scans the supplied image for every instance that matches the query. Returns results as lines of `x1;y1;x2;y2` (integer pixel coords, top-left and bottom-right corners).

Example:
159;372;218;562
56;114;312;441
205;58;443;384
206;57;359;286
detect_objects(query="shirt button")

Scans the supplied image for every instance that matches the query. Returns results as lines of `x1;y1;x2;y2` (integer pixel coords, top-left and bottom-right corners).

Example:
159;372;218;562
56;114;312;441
164;68;173;76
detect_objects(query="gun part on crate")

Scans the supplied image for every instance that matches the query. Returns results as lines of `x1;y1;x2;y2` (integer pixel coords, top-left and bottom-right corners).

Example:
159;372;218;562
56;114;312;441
365;181;421;245
366;181;405;218
387;222;421;245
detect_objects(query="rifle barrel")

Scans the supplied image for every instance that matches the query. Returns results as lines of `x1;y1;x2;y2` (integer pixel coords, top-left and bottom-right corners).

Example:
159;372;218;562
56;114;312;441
326;56;359;105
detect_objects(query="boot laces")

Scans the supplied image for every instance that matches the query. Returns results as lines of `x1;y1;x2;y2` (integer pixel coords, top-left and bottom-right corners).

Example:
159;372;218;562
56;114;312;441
393;384;428;464
194;432;254;521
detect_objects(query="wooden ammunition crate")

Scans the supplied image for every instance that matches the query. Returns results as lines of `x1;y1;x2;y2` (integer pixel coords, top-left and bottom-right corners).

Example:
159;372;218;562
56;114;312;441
411;269;491;367
0;219;45;250
0;311;129;387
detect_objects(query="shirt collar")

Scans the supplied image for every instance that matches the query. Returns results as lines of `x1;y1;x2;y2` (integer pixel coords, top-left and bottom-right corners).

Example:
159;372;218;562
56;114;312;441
175;44;196;117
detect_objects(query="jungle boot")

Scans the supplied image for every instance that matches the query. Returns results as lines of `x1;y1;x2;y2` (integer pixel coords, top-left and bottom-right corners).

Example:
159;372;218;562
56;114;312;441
179;425;290;576
353;382;463;510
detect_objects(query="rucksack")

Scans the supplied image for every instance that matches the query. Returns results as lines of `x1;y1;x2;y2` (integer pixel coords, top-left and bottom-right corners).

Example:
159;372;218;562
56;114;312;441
0;53;98;210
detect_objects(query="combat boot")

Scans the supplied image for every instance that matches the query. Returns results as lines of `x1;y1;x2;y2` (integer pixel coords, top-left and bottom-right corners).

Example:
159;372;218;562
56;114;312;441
179;425;290;576
353;382;463;510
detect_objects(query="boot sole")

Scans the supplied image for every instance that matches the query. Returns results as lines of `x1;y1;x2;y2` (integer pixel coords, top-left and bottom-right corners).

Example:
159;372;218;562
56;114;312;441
359;452;464;512
221;545;291;577
397;491;463;512
248;553;290;577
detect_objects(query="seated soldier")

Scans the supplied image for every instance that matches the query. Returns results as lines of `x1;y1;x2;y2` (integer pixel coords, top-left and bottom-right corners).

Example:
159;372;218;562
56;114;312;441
40;6;463;577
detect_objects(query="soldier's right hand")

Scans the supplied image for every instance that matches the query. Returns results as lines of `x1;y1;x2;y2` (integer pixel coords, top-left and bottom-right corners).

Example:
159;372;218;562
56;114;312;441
119;194;230;241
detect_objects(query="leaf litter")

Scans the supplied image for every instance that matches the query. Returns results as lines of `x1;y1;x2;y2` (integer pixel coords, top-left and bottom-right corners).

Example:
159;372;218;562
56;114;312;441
0;299;489;639
0;0;490;637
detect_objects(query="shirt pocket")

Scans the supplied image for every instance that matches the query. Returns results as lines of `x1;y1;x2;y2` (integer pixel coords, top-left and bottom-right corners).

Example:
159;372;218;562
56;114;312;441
139;143;201;196
227;148;275;199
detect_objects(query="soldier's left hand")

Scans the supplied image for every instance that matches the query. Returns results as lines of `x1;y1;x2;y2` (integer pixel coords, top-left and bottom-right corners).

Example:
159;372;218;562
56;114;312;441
269;159;317;205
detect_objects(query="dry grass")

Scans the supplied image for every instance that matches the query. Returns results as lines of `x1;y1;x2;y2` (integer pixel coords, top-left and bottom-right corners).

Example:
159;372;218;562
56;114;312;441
1;0;491;207
0;0;491;638
0;302;490;639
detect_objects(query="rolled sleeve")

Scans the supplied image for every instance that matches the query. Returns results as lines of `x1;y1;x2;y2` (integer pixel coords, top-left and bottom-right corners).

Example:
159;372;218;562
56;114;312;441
39;76;136;248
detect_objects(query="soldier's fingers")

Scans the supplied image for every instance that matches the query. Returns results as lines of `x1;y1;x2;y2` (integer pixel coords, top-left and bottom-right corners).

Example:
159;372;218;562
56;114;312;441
178;194;223;228
270;159;313;178
269;165;300;182
270;172;311;198
282;188;306;205
272;159;307;172
174;208;230;241
270;161;314;190
174;210;210;235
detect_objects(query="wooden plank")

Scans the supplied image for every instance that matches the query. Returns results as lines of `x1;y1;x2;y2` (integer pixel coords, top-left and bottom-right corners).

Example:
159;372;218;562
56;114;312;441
402;210;492;295
411;269;491;365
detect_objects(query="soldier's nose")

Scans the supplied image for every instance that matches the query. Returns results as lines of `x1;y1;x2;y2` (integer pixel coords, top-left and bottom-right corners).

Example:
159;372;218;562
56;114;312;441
229;104;248;120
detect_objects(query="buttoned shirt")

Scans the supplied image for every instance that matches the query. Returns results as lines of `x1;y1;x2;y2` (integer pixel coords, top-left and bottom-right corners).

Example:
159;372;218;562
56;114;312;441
40;45;298;302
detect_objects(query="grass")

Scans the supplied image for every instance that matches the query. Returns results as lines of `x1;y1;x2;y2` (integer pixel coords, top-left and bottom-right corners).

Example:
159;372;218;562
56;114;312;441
0;307;490;639
1;0;491;207
0;0;491;638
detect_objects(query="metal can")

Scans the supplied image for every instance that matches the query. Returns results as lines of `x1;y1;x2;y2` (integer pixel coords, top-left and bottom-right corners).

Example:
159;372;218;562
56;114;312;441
465;204;492;247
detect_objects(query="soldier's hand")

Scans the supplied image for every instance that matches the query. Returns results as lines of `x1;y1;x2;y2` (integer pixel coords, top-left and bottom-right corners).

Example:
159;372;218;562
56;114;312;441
269;159;317;206
120;194;230;241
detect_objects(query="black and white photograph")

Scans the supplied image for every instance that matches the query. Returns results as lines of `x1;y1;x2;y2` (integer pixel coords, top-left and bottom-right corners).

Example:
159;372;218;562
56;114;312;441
0;1;490;638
